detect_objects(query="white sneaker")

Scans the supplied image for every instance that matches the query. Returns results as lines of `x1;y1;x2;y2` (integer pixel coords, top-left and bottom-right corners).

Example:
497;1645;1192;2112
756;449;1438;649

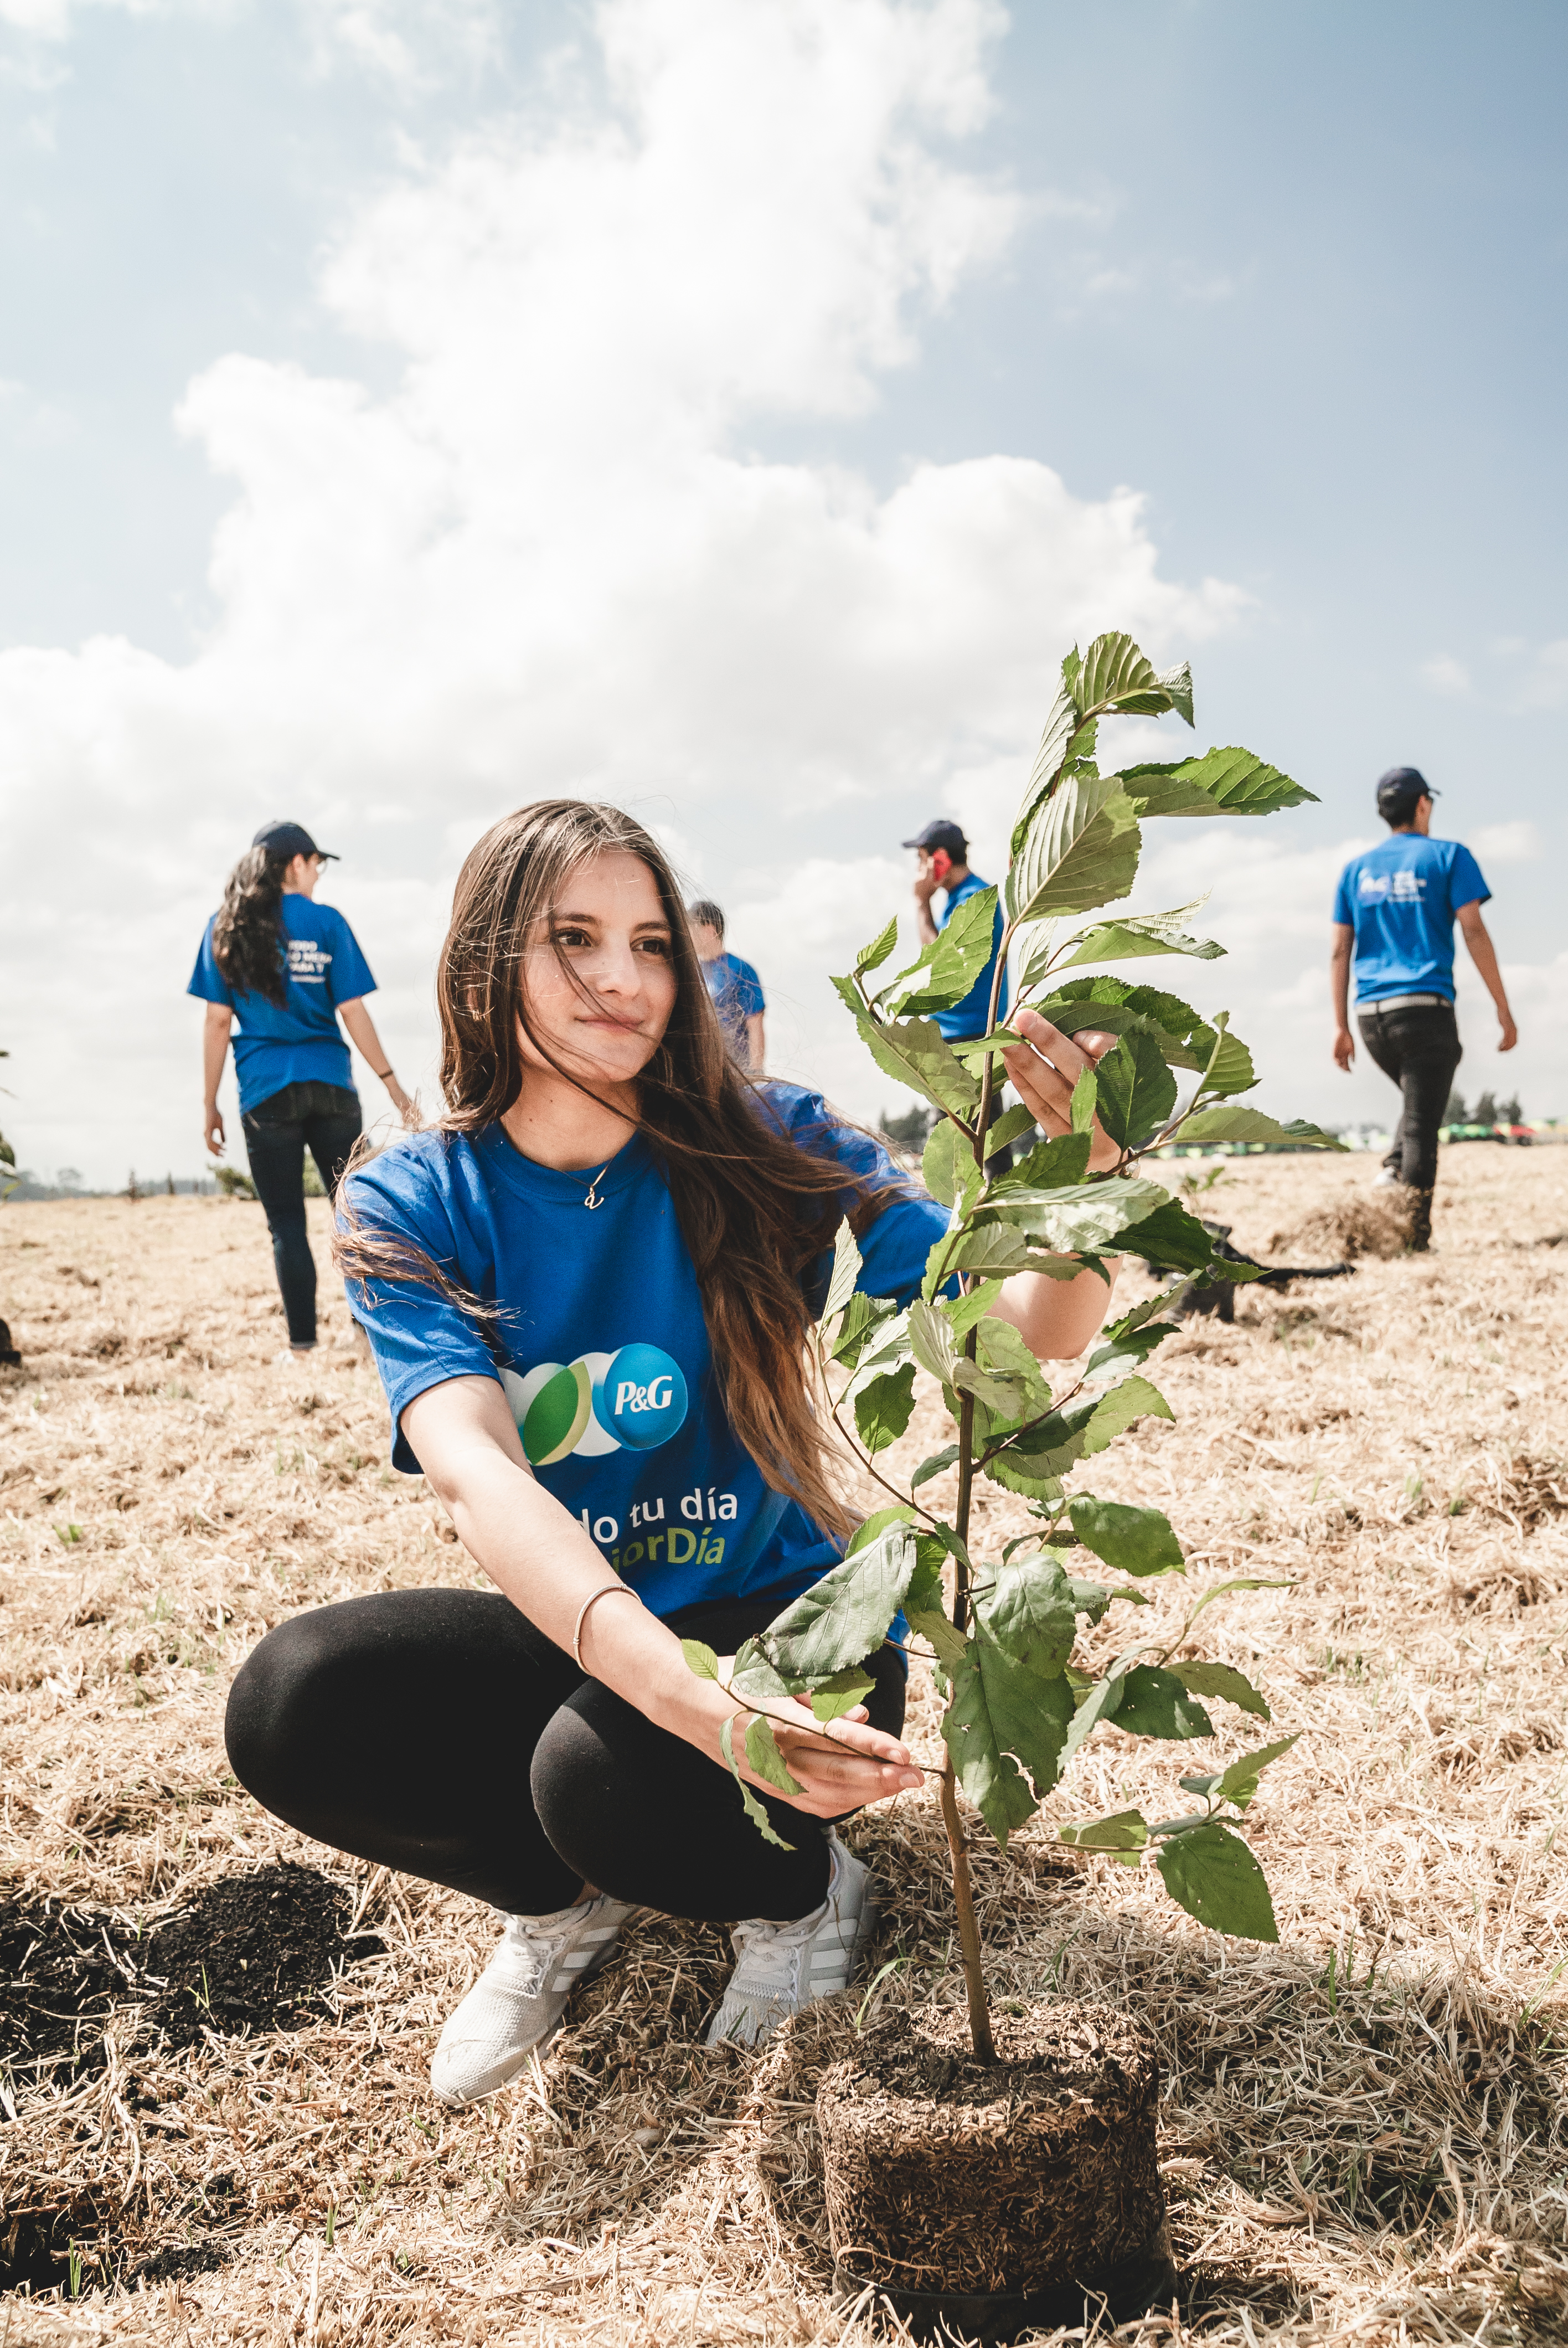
1371;1167;1403;1190
431;1892;635;2107
705;1831;878;2049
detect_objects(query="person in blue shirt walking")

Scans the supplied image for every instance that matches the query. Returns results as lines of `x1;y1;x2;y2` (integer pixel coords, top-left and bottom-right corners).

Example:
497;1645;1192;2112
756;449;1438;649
905;818;1012;1167
189;820;411;1353
1330;768;1517;1251
688;898;765;1069
221;799;1123;2104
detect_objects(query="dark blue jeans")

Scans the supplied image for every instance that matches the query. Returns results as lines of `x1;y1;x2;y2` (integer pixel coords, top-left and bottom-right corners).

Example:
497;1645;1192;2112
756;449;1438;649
241;1080;362;1347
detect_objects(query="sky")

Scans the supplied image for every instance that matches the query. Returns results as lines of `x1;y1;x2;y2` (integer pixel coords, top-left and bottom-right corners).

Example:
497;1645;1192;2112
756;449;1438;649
2;0;1565;1188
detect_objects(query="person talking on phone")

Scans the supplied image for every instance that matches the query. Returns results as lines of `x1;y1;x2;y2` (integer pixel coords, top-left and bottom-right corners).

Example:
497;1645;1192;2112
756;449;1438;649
904;819;1012;1167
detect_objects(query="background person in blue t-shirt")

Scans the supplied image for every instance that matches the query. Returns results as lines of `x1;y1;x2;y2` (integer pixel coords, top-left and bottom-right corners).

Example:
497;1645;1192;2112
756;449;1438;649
223;799;1123;2105
1330;767;1517;1250
189;820;411;1353
906;817;1013;1170
688;898;765;1069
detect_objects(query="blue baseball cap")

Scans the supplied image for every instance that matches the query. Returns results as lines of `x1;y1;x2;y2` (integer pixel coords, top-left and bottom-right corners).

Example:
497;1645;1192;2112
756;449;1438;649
902;818;967;858
1375;768;1437;823
253;820;338;862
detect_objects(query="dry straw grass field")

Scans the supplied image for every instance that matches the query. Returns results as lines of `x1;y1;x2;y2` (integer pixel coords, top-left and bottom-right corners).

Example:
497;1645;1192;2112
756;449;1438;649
3;1145;1567;2347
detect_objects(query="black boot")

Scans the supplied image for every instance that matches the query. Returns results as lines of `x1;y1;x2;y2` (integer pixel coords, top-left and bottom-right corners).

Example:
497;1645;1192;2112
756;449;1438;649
1407;1188;1434;1253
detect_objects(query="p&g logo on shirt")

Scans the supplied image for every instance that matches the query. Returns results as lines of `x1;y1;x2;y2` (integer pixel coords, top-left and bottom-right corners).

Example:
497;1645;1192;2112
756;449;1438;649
501;1344;689;1467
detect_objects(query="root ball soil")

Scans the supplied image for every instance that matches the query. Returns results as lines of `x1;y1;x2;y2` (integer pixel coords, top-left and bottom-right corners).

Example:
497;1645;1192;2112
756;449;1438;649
819;2001;1169;2305
2;1169;1568;2342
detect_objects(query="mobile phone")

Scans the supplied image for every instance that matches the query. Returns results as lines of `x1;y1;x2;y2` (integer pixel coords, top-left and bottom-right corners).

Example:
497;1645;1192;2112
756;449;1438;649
930;848;952;884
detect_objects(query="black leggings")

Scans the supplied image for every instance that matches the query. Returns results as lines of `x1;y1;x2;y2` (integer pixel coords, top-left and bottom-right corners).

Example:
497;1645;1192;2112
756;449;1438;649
225;1589;906;1923
241;1079;363;1347
1357;1002;1462;1192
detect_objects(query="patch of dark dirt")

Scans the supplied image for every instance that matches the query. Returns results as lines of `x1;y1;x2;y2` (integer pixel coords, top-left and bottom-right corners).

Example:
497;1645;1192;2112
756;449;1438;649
0;1862;382;2076
127;2238;236;2287
0;2187;119;2295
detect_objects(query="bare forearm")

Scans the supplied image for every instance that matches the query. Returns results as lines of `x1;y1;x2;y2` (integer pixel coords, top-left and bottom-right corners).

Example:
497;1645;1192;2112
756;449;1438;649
1463;921;1510;1014
914;900;938;946
202;1021;229;1106
1330;948;1350;1031
747;1012;765;1070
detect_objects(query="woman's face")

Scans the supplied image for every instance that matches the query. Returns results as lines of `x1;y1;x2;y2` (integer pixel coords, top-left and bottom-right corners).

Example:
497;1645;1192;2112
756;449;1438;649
517;850;678;1090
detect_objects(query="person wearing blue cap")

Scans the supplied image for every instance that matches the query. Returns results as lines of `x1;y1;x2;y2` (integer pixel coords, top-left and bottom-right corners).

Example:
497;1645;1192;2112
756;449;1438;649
1330;769;1517;1250
189;822;412;1353
904;818;1012;1169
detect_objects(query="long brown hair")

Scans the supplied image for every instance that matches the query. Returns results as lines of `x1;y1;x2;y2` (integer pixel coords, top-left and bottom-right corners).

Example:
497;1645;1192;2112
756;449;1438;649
337;800;898;1536
211;846;290;1004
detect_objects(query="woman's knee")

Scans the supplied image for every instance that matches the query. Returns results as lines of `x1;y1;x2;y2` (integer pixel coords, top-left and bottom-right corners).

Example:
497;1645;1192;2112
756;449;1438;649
225;1610;348;1807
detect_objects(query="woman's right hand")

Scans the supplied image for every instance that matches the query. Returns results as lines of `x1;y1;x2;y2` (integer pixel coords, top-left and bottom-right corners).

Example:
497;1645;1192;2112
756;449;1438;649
204;1104;226;1158
752;1692;924;1818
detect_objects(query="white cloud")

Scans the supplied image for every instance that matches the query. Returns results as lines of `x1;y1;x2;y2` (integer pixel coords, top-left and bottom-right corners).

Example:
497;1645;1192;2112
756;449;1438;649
1420;653;1470;696
1471;818;1541;866
1521;639;1568;709
0;0;1252;1187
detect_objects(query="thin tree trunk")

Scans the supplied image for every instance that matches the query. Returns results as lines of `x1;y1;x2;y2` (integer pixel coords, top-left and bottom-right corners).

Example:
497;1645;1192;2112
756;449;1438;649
940;1757;996;2063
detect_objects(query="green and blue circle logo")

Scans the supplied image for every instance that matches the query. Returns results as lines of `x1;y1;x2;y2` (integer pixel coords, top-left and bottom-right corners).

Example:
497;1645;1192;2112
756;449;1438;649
502;1345;688;1466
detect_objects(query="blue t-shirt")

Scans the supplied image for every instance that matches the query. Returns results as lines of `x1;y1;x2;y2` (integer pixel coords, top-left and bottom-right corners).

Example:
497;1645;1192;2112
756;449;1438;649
188;894;378;1114
702;951;765;1056
1331;835;1489;1005
343;1083;947;1621
935;871;1009;1042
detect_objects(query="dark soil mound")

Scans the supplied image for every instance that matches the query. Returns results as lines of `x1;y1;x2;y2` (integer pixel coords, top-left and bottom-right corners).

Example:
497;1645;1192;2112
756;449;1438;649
0;1861;380;2074
145;1860;375;2047
0;1896;138;2069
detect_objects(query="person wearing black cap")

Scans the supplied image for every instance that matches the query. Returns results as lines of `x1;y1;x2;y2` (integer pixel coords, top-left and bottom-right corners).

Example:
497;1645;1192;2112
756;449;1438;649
189;822;411;1353
1330;768;1517;1250
904;818;1012;1169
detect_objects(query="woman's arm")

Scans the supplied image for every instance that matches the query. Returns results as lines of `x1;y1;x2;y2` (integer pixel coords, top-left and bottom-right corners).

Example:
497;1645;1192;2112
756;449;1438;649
202;1004;233;1157
338;999;414;1118
991;1007;1126;1358
401;1374;922;1816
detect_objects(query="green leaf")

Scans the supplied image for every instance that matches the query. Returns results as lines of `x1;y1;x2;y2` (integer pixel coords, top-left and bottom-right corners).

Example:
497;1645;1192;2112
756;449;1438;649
951;1029;1027;1070
942;1223;1040;1280
883;887;1000;1019
953;1355;1031;1419
1009;674;1085;858
987;1104;1038;1155
1083;1373;1175;1453
1070;1067;1098;1133
850;1012;982;1119
942;1279;1006;1339
1193;1026;1258;1098
830;1289;898;1370
1056;919;1225;970
1083;1319;1180;1379
1067;1496;1185;1577
808;1665;876;1723
830;971;863;1016
720;1714;796;1852
1169;1662;1271;1721
1093;1032;1178;1150
1174;1106;1345;1151
1121;745;1315;821
910;1444;959;1491
922;1118;963;1208
1110;1665;1214;1739
1058;1667;1128;1771
975;1551;1078;1684
1074;630;1172;716
745;1713;805;1796
847;1505;917;1556
1058;1807;1149;1856
1152;660;1194;725
853;1362;917;1456
976;1314;1051;1391
905;1539;968;1666
907;1299;961;1389
1156;1821;1279;1942
681;1639;720;1681
758;1518;920;1680
856;914;899;975
973;1173;1172;1255
821;1217;863;1324
993;1131;1093;1192
1008;773;1142;926
1116;1196;1253;1276
1181;1731;1300;1809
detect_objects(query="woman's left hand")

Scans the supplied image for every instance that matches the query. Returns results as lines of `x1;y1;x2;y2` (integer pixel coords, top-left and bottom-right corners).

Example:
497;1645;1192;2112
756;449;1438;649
1000;1010;1123;1173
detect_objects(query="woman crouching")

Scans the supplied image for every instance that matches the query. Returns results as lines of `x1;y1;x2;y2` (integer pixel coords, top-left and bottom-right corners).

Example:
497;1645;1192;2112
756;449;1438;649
224;800;1118;2104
